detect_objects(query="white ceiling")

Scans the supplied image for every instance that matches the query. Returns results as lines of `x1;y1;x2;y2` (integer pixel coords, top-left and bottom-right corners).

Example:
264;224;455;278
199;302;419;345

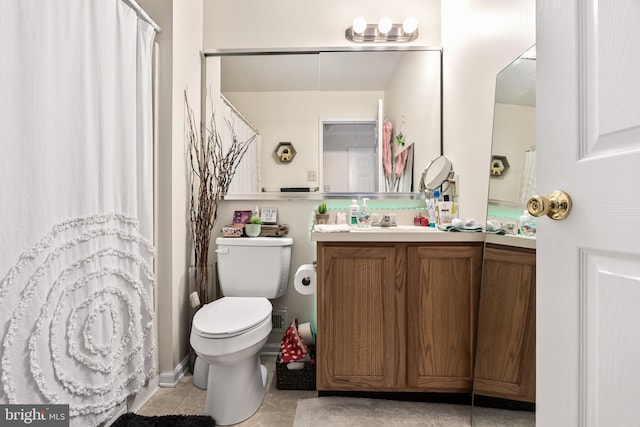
220;49;535;107
220;51;412;92
495;52;536;107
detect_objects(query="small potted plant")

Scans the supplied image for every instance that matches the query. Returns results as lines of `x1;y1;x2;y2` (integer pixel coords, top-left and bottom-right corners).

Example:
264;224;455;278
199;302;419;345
316;201;329;224
244;214;263;237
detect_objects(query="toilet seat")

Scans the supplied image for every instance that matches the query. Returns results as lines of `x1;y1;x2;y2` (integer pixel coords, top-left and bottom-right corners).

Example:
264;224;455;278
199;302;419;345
192;296;272;339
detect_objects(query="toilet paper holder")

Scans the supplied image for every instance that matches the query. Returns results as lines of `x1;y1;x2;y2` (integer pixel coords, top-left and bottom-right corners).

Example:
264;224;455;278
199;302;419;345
294;262;317;296
301;261;317;286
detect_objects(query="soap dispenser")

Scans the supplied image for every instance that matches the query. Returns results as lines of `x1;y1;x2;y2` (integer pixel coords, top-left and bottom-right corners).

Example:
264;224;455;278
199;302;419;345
358;198;370;227
519;210;536;237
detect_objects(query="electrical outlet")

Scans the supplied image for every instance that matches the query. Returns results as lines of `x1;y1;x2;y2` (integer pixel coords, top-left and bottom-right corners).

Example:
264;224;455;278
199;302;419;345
307;170;317;181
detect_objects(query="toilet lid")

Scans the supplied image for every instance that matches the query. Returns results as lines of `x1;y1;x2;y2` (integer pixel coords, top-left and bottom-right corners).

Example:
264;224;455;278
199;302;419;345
192;297;272;338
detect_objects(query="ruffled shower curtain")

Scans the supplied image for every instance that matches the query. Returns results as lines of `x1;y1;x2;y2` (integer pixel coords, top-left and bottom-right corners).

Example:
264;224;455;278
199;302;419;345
220;97;262;194
0;1;156;426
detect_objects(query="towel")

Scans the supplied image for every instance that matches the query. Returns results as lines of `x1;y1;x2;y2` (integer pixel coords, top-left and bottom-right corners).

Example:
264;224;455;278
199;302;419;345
437;224;484;232
485;228;507;235
313;224;352;233
280;318;309;364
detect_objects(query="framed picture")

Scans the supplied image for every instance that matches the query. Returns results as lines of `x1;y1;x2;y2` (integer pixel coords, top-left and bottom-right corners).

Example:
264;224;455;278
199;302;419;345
260;207;278;224
233;210;252;224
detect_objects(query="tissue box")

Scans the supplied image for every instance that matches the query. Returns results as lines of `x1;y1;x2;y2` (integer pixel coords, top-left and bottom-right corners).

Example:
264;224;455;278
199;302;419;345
275;346;316;390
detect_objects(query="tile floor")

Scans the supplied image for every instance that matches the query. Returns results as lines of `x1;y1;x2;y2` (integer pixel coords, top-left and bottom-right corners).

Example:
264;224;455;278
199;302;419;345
137;355;316;426
137;355;533;427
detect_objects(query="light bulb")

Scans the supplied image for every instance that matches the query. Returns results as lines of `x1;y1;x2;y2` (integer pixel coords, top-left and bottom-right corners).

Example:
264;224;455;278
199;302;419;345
378;16;392;34
352;16;367;35
402;16;418;34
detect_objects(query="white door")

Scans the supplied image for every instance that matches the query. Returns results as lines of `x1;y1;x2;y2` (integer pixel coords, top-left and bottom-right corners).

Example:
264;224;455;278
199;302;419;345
537;1;640;426
348;148;376;192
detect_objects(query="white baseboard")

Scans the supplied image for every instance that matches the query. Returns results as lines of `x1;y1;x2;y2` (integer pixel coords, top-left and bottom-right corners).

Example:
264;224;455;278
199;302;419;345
158;356;189;387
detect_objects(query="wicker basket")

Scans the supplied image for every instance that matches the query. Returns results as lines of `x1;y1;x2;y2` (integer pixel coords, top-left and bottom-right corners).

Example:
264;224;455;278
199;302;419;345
275;347;316;390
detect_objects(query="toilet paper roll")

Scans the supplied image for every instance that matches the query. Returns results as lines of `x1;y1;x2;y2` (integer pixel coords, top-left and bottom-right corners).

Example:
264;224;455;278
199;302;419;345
298;322;315;345
294;264;317;295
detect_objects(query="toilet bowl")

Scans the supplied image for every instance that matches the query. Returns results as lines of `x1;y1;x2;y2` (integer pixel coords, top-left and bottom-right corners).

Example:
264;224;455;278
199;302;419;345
190;297;273;425
190;237;293;425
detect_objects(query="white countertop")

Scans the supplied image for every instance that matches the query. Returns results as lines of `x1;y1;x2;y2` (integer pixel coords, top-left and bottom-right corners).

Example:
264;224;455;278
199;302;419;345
311;225;485;243
311;226;536;248
485;233;536;249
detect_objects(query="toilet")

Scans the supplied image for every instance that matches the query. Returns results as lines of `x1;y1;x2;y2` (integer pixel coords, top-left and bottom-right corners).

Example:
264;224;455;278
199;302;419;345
190;236;293;425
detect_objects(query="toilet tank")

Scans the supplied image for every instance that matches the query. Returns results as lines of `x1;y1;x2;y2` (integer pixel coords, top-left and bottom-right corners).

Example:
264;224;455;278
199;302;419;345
215;237;293;298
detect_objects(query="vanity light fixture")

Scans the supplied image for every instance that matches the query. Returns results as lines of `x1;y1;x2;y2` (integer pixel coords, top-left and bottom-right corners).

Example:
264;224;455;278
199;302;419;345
345;15;419;43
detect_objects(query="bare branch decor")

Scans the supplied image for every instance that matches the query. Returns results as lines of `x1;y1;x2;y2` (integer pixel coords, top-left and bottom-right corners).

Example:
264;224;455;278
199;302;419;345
185;90;256;306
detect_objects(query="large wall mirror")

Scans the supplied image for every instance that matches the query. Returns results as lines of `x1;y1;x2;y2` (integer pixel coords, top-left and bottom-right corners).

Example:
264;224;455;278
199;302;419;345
472;45;536;427
487;45;536;213
203;48;442;198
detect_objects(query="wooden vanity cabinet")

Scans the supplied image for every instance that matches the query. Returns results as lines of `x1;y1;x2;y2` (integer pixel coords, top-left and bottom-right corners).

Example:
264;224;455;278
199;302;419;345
473;244;536;403
406;244;482;392
316;242;483;393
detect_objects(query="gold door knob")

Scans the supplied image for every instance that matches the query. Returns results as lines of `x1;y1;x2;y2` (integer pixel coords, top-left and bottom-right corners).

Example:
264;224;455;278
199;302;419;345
527;190;572;220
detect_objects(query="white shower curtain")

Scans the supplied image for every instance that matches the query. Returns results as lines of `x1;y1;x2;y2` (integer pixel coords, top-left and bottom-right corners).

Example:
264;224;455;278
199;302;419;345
0;1;156;426
519;148;537;203
220;98;262;194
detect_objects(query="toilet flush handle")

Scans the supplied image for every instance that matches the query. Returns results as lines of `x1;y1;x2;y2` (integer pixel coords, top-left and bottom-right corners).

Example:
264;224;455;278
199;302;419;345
215;248;229;254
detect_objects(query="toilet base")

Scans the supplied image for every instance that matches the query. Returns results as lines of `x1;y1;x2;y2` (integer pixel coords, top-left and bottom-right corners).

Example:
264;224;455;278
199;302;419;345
192;356;208;390
203;354;268;425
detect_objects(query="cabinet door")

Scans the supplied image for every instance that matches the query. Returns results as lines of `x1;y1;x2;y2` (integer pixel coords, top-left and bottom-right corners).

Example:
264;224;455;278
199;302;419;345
406;244;482;392
316;244;405;390
474;246;536;402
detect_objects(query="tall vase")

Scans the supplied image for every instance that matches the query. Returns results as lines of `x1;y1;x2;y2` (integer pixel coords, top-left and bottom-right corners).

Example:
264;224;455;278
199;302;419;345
188;265;214;376
189;265;214;306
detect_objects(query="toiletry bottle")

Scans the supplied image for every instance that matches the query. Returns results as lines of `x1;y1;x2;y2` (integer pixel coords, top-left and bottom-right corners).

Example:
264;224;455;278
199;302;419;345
519;210;536;237
433;190;441;225
425;198;436;227
349;199;359;227
358;198;370;227
439;195;453;225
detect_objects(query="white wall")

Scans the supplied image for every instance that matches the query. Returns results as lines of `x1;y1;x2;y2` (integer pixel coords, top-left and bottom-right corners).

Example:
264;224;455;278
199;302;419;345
441;0;535;224
203;0;441;50
489;103;536;204
224;90;384;192
138;0;203;378
384;50;442;188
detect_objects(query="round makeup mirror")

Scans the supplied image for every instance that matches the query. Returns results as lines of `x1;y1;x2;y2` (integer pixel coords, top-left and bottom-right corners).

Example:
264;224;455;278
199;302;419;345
421;155;453;190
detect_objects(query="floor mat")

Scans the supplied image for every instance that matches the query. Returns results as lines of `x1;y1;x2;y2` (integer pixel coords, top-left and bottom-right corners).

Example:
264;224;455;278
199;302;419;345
110;413;215;427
